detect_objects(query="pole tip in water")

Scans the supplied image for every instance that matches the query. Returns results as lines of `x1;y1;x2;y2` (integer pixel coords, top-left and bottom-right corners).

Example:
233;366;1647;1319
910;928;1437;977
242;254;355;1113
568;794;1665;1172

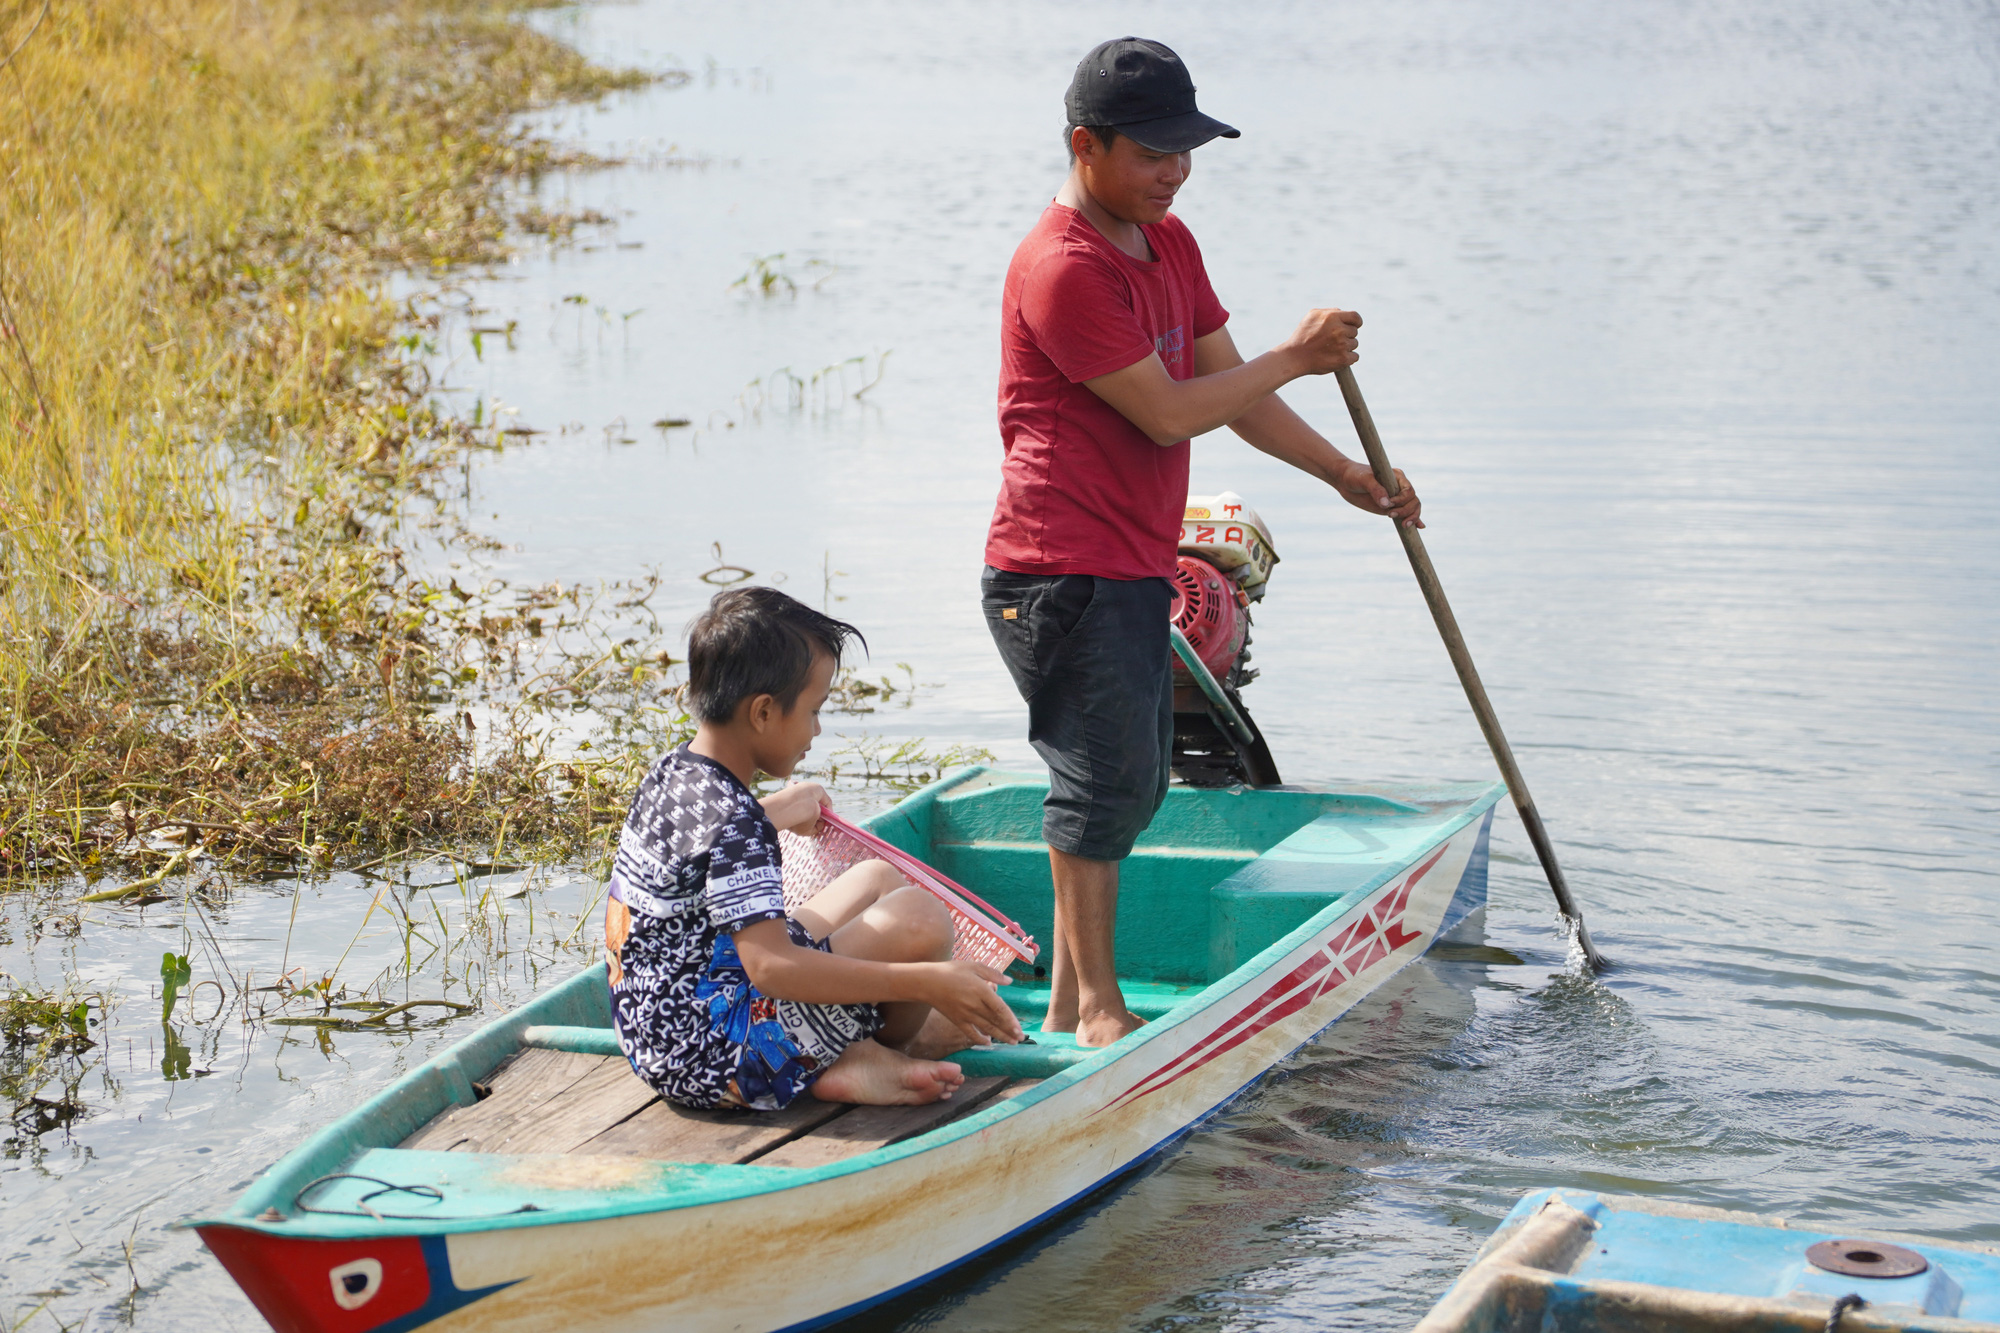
1562;916;1610;974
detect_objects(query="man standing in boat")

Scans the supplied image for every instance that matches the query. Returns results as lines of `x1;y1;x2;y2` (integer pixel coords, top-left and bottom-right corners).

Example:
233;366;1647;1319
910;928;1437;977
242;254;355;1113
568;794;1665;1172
981;37;1425;1047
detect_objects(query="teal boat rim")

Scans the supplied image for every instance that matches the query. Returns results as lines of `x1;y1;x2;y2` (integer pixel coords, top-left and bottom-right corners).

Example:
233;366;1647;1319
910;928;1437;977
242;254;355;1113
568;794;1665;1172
186;768;1505;1239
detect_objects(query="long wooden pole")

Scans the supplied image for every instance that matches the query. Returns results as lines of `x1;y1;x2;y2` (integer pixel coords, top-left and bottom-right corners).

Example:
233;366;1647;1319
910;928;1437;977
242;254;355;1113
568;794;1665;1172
1334;366;1607;971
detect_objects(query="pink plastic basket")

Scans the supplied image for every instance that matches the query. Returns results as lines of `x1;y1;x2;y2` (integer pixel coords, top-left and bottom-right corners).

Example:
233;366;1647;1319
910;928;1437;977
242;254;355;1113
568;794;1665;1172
779;809;1038;972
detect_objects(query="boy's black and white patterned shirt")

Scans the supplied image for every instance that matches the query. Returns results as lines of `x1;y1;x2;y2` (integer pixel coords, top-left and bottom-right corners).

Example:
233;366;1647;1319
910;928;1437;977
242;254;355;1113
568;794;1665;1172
606;745;787;1106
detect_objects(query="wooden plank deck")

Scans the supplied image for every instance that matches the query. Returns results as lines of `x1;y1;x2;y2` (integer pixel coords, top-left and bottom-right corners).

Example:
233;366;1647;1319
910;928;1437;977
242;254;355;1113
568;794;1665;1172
577;1090;850;1165
401;1048;1038;1167
752;1077;1011;1169
402;1049;603;1153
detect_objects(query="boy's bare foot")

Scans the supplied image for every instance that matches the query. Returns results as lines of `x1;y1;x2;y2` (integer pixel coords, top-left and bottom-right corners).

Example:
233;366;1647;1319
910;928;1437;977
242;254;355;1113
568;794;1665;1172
1075;1008;1145;1048
811;1038;965;1105
901;1010;999;1060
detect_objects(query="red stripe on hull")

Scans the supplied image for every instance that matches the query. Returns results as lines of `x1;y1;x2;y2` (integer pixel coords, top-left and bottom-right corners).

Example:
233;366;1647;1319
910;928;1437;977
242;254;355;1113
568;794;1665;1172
1097;957;1337;1115
1097;838;1459;1115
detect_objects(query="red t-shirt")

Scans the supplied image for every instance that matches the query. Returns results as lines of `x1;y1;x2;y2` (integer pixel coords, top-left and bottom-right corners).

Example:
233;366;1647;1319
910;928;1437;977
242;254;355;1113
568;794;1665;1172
985;204;1230;581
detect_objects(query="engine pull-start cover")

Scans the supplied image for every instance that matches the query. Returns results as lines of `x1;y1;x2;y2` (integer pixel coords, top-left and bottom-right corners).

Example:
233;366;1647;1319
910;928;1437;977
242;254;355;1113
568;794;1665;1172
1181;491;1278;598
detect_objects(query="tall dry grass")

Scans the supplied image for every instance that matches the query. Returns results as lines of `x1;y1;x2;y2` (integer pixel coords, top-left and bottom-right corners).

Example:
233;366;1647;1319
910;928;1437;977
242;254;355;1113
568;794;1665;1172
0;0;674;879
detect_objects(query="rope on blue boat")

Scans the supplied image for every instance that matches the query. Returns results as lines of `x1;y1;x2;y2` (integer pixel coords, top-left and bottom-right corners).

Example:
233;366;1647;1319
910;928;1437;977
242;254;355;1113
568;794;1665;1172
292;1173;545;1221
1825;1294;1867;1333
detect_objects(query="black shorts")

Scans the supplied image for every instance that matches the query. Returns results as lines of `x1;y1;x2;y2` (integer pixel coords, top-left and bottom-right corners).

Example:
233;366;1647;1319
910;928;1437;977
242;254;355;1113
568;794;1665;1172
981;567;1173;862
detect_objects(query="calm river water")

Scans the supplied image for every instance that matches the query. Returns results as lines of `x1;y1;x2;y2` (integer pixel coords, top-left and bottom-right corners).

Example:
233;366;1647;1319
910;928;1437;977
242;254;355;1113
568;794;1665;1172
5;0;1998;1328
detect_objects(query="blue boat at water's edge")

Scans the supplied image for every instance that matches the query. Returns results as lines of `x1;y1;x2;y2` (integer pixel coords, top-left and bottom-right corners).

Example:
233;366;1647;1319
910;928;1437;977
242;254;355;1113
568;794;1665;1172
1418;1188;2000;1333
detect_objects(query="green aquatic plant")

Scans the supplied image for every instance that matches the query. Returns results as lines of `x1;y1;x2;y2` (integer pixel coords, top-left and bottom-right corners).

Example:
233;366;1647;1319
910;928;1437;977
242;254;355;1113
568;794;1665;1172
159;953;192;1023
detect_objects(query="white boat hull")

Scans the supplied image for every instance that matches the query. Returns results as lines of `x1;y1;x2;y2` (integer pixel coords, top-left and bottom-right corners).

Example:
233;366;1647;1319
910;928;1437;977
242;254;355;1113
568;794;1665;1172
413;813;1488;1333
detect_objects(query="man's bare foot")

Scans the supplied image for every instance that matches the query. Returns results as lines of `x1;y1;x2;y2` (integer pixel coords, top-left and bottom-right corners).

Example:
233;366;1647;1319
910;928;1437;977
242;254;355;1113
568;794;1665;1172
1040;1007;1078;1036
1075;1008;1145;1048
810;1038;965;1105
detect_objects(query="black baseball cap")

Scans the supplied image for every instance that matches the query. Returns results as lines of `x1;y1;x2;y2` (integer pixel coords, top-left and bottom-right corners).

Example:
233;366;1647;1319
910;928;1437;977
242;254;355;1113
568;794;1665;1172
1064;38;1239;154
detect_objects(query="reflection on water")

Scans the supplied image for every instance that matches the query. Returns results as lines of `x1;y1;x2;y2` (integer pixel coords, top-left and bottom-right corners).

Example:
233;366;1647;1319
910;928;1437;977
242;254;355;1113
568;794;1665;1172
6;0;1998;1327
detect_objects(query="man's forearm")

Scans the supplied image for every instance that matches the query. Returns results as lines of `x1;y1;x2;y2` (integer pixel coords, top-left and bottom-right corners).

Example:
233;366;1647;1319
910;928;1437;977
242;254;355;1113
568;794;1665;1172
1084;346;1308;446
1147;348;1311;443
1229;391;1361;486
1230;384;1425;526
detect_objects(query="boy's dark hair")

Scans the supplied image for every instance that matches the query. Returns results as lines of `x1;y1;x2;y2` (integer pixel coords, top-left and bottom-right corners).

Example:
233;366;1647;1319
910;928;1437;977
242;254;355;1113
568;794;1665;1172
1064;123;1121;162
685;586;864;725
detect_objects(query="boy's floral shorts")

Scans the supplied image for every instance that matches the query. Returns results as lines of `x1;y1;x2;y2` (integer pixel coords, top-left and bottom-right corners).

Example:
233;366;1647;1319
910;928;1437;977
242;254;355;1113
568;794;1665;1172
696;922;882;1110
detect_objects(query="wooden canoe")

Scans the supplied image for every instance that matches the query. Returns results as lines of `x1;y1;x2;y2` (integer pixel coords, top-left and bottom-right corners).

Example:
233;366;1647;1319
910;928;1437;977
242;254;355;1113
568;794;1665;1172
191;765;1504;1333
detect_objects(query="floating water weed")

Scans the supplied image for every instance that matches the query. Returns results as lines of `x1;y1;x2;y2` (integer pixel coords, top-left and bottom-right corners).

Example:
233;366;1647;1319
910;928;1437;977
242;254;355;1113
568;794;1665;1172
814;737;997;791
731;253;834;298
825;663;918;713
0;987;93;1053
518;205;616;240
2;979;104;1151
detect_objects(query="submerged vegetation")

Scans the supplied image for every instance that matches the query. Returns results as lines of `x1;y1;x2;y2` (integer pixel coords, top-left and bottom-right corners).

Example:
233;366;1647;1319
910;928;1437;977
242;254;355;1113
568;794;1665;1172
0;0;681;879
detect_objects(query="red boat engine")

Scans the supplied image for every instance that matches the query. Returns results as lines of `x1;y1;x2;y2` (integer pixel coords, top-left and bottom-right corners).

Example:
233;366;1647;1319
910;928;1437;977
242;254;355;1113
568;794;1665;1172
1170;492;1282;787
1170;554;1249;684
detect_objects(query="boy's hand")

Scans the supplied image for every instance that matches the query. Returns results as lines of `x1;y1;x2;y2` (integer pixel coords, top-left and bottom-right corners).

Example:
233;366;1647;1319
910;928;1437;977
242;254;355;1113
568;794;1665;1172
922;960;1024;1046
760;780;830;835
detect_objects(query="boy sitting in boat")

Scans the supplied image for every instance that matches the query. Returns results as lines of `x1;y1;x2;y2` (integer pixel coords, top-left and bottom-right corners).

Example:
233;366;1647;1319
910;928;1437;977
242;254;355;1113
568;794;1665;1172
604;586;1023;1110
